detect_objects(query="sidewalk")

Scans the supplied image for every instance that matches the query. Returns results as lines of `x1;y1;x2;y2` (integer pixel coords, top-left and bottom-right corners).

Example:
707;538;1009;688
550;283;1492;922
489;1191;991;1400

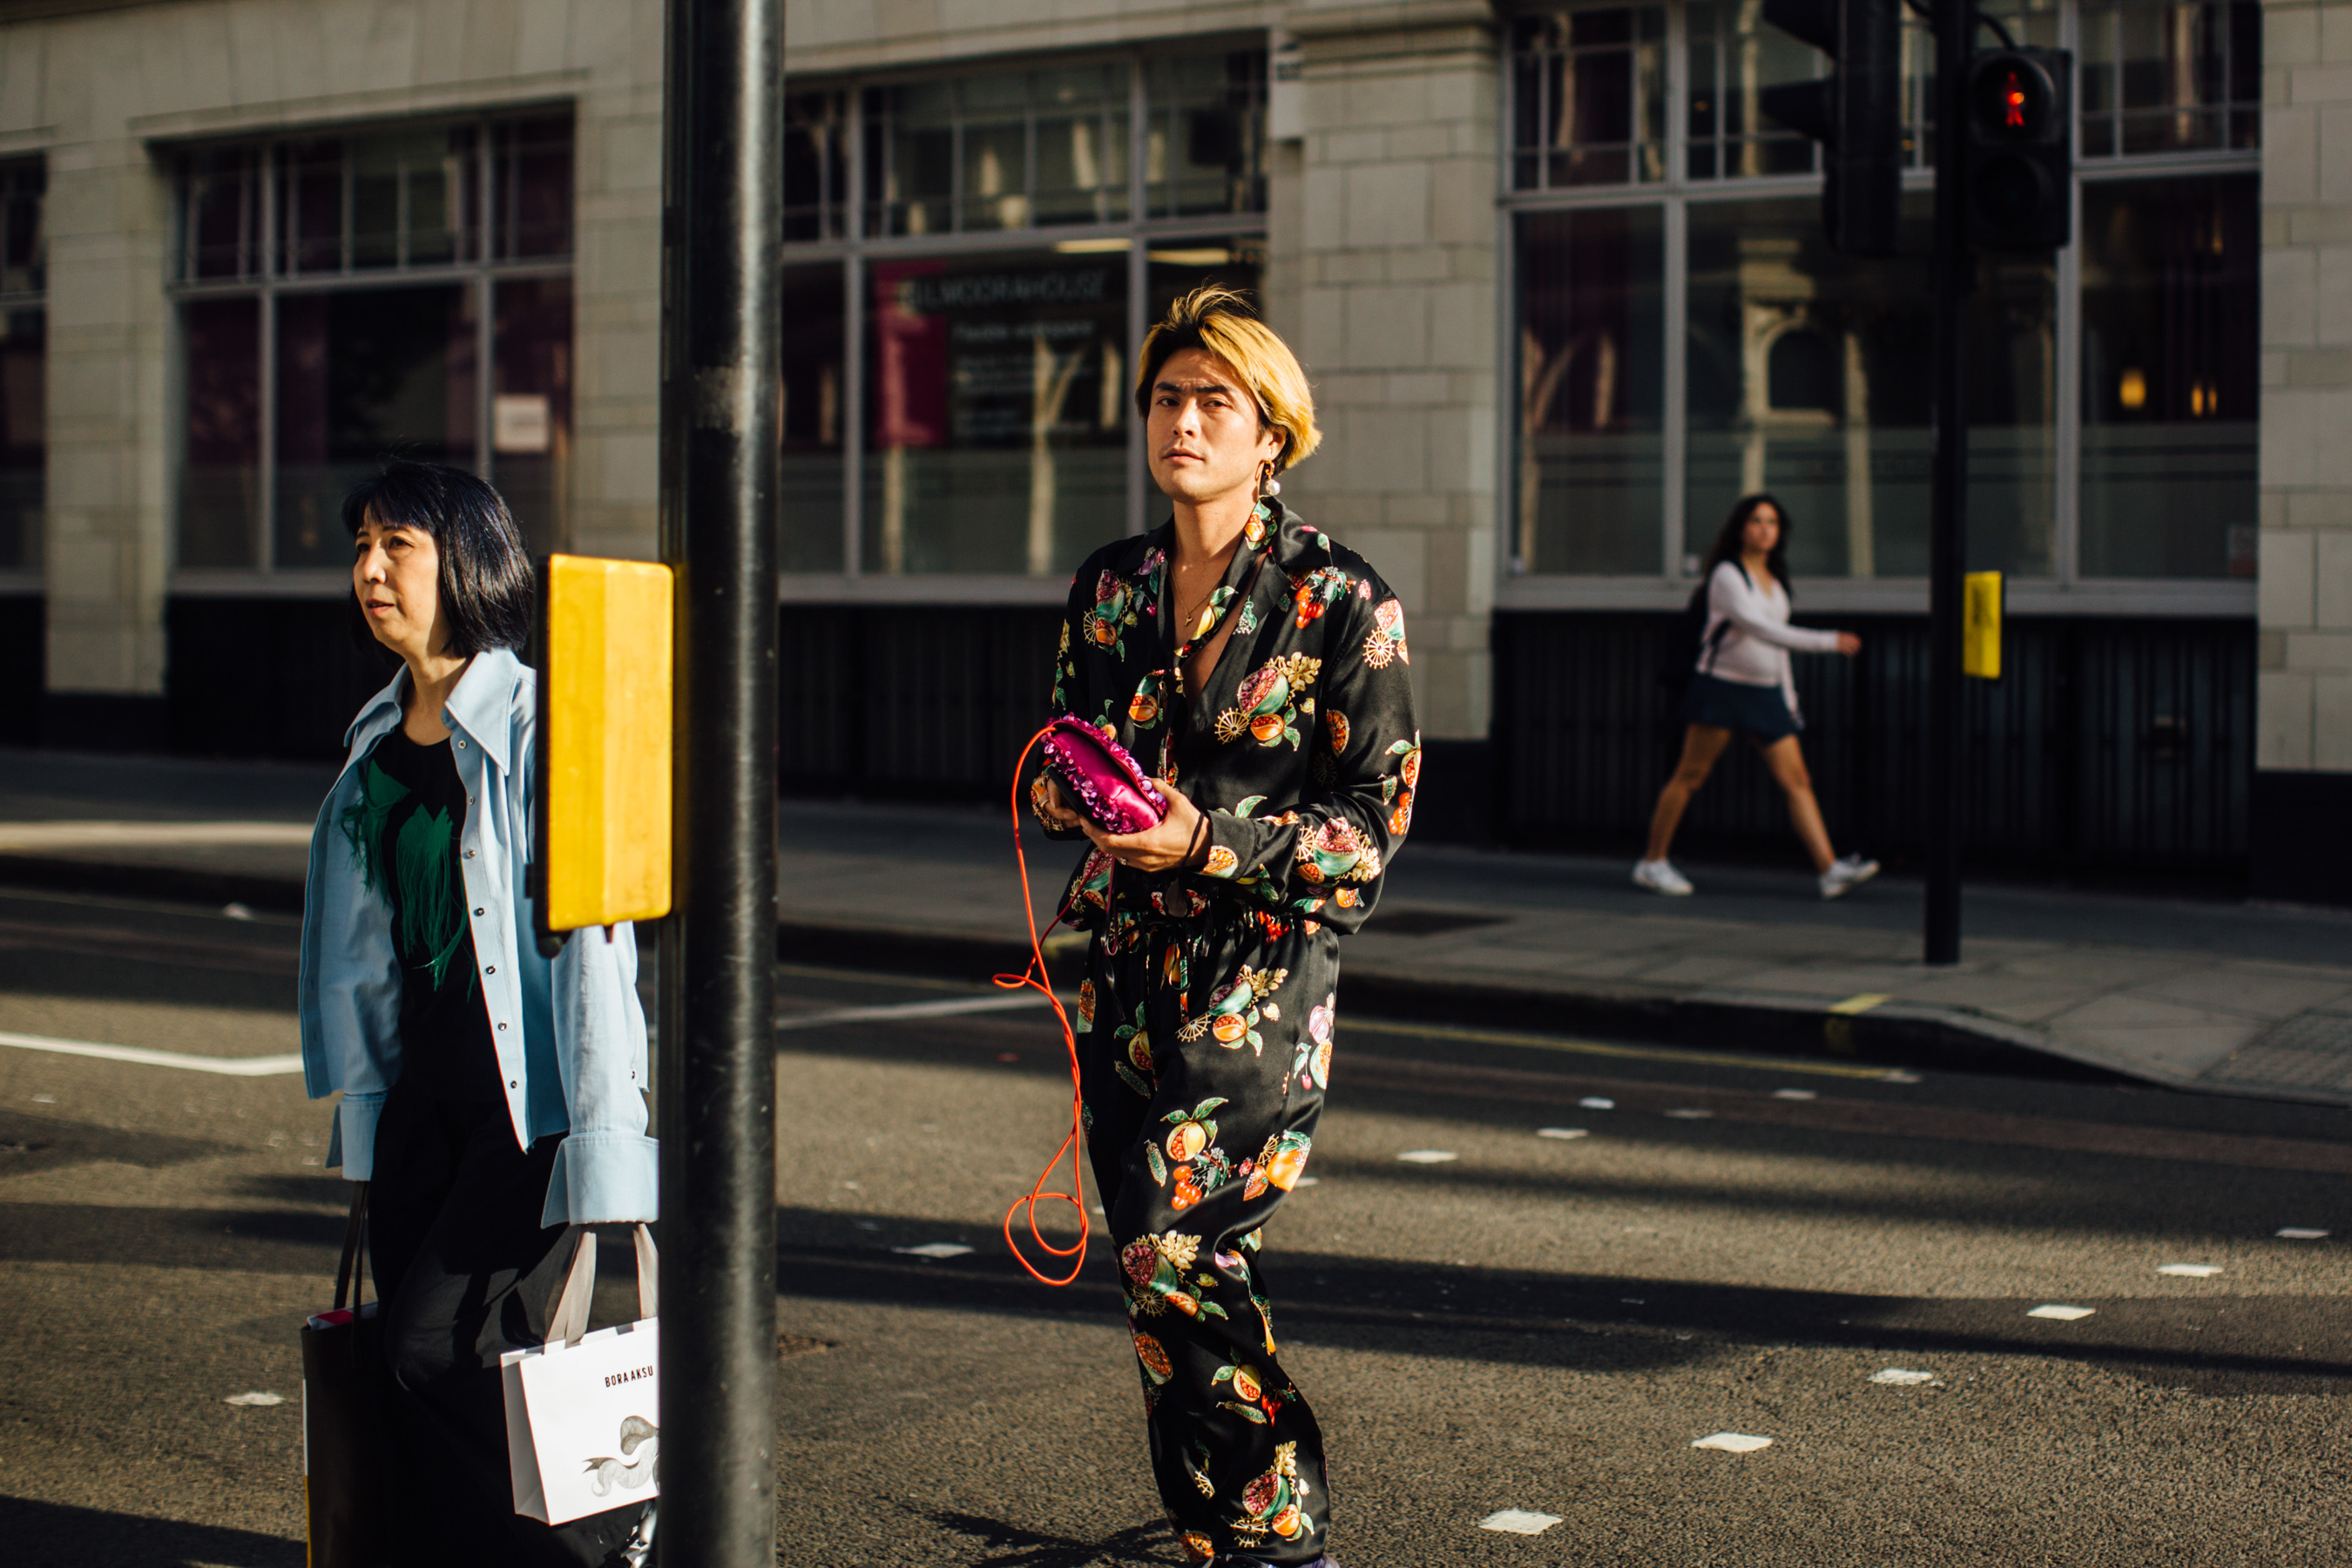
4;747;2349;1106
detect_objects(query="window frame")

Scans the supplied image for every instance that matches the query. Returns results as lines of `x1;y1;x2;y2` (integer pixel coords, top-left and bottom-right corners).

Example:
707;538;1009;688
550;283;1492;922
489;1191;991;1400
1497;0;2261;616
165;109;577;590
780;44;1273;604
0;155;44;585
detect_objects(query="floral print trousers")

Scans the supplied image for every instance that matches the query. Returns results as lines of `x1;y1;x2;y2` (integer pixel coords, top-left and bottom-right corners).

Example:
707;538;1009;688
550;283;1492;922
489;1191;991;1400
1078;915;1339;1565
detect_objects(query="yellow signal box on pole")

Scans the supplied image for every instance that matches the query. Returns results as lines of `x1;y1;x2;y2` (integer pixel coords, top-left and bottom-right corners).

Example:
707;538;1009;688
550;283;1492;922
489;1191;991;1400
532;555;674;952
1963;571;2003;680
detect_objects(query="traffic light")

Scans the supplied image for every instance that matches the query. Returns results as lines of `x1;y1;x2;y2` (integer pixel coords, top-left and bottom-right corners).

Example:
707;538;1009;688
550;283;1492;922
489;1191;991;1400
1759;0;1903;257
1963;48;2072;248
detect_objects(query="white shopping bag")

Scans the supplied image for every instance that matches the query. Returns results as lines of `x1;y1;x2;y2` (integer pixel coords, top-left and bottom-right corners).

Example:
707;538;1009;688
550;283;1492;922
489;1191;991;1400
502;1224;660;1525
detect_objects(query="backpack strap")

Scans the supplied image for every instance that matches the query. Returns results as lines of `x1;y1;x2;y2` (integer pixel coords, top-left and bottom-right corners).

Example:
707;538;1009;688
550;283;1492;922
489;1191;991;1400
1697;564;1737;676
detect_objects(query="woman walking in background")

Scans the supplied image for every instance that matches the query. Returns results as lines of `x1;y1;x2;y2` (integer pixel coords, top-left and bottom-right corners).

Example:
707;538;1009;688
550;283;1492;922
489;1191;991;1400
300;459;656;1567
1633;493;1879;901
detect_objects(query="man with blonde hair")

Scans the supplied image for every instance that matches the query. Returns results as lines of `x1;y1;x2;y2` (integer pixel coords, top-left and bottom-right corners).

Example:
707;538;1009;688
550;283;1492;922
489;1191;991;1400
1035;284;1420;1565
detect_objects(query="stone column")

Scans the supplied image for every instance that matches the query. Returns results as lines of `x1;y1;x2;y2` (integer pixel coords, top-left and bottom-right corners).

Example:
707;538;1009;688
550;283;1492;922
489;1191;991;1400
569;25;666;562
40;137;174;749
2256;0;2352;901
1272;0;1499;831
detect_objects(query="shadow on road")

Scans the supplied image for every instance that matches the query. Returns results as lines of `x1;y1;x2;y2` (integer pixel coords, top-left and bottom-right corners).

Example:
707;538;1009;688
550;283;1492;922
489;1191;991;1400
923;1507;1175;1566
0;1497;302;1568
772;1206;2352;1397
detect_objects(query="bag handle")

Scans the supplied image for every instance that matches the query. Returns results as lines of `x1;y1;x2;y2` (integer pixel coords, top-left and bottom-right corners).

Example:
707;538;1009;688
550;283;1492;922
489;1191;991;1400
334;1180;371;1312
546;1223;660;1348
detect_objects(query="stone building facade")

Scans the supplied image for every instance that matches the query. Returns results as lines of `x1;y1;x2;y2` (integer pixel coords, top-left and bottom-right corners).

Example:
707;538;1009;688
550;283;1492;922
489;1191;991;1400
2259;0;2352;894
0;0;2340;900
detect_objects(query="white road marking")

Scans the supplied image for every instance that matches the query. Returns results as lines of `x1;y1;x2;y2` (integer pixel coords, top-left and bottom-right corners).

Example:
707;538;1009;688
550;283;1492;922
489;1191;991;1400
224;1391;285;1407
1478;1510;1562;1535
2158;1263;2223;1278
2027;1304;2096;1321
1870;1369;1936;1385
1579;1096;1615;1109
1536;1127;1589;1140
1693;1432;1773;1452
893;1242;974;1260
2277;1227;2329;1240
0;1030;302;1077
0;821;314;850
775;993;1048;1031
1663;1107;1713;1119
1396;1149;1458;1164
1772;1088;1818;1100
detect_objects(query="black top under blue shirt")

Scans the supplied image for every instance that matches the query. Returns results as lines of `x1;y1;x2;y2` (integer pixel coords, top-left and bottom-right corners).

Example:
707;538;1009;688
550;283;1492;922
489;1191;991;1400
343;727;504;1104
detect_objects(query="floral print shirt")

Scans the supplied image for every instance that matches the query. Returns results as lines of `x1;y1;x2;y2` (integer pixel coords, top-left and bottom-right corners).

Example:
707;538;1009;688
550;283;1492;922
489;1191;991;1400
1040;497;1421;943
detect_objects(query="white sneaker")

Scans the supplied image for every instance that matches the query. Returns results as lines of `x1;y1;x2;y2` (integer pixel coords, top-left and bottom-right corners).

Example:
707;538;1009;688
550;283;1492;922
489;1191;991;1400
1820;855;1880;900
1632;858;1694;896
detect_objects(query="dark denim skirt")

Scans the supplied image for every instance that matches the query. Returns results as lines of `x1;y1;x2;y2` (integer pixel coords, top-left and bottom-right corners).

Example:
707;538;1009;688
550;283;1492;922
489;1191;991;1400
1675;672;1801;741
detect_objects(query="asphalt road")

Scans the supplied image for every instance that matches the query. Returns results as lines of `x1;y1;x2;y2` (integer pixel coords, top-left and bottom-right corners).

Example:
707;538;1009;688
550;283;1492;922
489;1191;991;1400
3;884;2350;1565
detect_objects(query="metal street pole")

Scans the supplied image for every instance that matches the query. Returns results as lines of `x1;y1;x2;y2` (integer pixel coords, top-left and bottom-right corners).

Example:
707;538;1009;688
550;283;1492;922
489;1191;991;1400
656;0;781;1550
1924;0;1972;966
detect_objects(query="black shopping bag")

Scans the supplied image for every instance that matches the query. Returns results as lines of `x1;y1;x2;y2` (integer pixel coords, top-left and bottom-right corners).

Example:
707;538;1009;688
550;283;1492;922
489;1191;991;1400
301;1181;387;1568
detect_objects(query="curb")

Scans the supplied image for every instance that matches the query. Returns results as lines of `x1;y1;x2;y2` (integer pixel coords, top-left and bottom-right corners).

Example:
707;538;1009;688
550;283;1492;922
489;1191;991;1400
772;916;2114;1085
0;855;2189;1093
0;854;309;916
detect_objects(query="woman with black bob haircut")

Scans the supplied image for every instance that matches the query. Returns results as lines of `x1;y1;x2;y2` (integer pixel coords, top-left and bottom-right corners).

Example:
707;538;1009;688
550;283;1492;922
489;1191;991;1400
1634;492;1880;901
299;458;658;1566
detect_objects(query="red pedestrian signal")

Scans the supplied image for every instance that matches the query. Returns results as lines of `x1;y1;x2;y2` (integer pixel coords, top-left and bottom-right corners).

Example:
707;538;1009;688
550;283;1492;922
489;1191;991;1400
1963;49;2072;248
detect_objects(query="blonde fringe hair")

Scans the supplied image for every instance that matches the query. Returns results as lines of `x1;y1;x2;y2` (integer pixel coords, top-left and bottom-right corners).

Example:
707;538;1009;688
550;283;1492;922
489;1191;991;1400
1132;284;1321;470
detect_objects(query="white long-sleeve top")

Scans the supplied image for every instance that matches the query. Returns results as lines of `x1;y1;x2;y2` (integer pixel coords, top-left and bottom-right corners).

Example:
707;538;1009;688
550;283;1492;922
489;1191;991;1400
1696;560;1843;719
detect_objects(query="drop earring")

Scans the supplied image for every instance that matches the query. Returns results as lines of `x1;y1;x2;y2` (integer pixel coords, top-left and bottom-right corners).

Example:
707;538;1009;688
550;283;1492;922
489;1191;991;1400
1260;462;1281;499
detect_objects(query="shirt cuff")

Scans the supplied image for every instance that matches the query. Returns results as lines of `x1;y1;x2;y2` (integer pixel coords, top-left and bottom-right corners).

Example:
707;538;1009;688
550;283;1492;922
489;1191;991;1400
541;1131;661;1227
1199;809;1254;881
334;1092;385;1179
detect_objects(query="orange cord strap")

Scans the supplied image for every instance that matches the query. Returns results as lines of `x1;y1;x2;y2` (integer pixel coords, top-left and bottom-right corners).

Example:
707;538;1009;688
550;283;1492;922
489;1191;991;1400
997;726;1092;1287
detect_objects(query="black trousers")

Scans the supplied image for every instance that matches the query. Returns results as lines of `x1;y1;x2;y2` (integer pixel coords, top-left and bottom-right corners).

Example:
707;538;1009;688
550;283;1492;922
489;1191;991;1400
368;1084;641;1568
1079;916;1338;1565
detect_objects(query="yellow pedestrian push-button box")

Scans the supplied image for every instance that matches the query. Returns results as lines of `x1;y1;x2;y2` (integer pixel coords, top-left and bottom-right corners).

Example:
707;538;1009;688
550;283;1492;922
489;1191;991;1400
531;555;673;955
1963;571;2003;681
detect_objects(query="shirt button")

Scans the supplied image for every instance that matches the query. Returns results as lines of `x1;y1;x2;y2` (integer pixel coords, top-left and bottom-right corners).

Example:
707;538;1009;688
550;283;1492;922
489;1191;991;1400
509;1080;517;1088
464;849;475;858
485;965;496;975
457;740;468;749
497;1022;507;1031
475;908;484;916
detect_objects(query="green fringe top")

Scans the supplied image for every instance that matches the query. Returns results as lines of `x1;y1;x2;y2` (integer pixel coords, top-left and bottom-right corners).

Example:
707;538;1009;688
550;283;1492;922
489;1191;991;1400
341;757;472;994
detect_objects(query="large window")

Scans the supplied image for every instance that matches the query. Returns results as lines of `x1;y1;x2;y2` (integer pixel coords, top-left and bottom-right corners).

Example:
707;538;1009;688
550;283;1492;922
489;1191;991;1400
171;115;574;571
0;159;42;571
1508;0;2259;590
2078;172;2257;576
781;51;1267;583
1684;197;2054;578
1515;206;1664;571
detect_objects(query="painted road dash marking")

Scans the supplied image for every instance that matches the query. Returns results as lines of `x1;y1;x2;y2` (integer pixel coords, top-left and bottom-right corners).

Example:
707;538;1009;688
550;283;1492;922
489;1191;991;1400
1478;1510;1561;1535
0;1030;302;1077
1829;993;1891;1015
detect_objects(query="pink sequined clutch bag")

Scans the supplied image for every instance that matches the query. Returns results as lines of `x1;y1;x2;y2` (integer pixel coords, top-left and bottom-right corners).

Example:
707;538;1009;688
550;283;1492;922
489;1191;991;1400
1041;717;1169;836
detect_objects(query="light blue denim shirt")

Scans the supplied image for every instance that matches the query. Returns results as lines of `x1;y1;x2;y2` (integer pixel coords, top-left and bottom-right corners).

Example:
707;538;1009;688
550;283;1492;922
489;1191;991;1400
298;645;658;1227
